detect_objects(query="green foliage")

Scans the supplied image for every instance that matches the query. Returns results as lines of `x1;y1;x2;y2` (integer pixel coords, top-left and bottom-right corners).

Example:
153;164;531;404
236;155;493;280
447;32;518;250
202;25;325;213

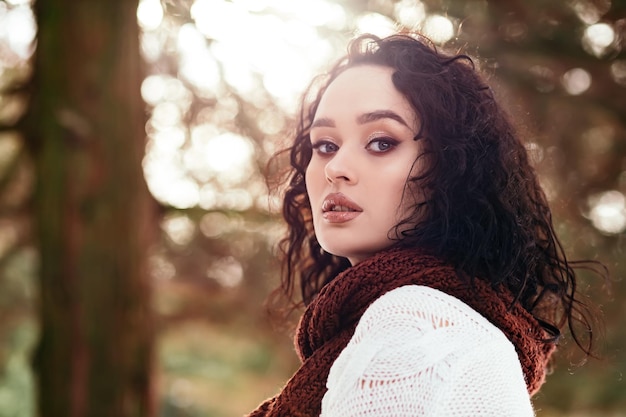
157;322;297;417
0;320;36;417
0;240;37;417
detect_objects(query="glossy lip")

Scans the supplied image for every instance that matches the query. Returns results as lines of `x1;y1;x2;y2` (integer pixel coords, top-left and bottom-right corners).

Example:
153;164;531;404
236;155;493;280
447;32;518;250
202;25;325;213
321;192;363;223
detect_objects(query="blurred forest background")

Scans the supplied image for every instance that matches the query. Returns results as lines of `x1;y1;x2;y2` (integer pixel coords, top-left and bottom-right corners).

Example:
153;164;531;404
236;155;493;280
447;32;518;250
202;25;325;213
0;0;625;416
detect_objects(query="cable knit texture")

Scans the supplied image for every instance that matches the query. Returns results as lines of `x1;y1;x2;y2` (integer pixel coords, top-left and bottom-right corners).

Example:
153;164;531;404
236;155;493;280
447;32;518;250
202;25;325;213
247;247;556;417
321;285;535;416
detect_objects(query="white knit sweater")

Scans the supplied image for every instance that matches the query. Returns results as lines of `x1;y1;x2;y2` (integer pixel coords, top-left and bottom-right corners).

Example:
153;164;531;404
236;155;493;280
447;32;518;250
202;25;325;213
320;285;535;416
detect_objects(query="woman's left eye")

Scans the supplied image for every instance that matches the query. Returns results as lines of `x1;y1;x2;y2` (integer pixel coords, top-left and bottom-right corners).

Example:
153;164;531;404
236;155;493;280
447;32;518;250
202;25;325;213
367;137;398;153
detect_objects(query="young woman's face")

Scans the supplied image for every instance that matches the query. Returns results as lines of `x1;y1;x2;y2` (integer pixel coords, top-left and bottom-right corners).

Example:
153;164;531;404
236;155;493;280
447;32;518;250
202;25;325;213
305;65;422;265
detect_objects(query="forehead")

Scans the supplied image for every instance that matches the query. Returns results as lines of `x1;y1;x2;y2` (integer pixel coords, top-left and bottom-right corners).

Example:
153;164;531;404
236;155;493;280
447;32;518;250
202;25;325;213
315;65;416;126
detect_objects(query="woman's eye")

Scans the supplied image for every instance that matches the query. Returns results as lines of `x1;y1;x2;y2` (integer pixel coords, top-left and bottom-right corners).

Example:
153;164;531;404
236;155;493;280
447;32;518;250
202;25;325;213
311;140;338;155
367;137;397;153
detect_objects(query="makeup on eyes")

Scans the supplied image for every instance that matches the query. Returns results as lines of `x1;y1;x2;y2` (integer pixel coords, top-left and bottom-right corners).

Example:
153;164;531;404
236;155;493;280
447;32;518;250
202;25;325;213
310;130;404;156
366;136;399;153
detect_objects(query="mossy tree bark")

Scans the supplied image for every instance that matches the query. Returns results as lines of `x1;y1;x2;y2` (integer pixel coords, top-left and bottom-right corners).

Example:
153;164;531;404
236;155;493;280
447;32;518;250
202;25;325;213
26;1;155;416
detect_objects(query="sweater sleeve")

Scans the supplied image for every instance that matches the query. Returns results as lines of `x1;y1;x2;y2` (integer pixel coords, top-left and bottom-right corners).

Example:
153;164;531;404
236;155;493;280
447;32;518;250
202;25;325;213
320;285;535;417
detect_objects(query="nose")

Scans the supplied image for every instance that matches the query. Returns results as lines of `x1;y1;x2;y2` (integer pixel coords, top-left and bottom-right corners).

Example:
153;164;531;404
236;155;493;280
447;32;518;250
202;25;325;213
324;148;357;184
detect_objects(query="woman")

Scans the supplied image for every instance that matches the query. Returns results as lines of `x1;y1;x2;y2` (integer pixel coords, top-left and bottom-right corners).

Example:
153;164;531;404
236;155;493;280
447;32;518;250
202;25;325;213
249;33;601;417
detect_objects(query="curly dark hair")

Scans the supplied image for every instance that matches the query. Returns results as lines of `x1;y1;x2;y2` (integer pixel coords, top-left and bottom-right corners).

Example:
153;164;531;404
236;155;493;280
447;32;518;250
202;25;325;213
272;33;603;355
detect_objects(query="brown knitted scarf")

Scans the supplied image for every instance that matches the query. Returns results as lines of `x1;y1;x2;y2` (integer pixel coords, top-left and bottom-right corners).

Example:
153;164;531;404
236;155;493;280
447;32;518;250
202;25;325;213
248;247;555;417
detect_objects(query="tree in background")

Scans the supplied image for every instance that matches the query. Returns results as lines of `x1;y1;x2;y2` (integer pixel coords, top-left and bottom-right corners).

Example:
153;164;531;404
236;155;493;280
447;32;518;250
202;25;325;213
24;1;156;416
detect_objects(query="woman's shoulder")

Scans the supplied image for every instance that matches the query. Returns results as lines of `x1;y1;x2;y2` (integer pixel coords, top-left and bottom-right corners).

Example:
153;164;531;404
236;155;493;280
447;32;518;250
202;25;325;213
355;284;510;343
340;284;521;381
322;285;533;416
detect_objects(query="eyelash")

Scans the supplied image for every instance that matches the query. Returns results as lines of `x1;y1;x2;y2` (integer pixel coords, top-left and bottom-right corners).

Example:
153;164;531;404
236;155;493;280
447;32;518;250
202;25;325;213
311;135;399;155
311;140;338;155
367;136;399;153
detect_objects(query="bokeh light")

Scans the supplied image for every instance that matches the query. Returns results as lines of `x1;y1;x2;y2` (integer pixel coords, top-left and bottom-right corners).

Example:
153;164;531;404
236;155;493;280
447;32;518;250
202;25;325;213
582;22;615;56
394;0;426;28
0;3;36;60
587;190;626;235
207;256;244;287
562;68;591;95
137;0;163;31
177;24;221;97
571;0;606;25
140;0;352;209
185;129;255;186
355;12;398;37
162;214;196;246
610;60;626;86
149;253;176;281
421;14;454;44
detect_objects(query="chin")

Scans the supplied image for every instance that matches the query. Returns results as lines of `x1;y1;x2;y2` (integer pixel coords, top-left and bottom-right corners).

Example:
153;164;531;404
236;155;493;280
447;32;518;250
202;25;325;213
318;241;386;264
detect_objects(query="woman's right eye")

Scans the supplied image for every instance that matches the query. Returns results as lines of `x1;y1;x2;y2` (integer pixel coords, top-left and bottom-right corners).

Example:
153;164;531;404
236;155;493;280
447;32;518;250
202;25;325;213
311;140;338;155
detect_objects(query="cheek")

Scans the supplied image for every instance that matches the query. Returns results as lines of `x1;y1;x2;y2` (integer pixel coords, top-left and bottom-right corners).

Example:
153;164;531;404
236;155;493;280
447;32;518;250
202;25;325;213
368;173;405;215
304;162;322;200
379;167;416;217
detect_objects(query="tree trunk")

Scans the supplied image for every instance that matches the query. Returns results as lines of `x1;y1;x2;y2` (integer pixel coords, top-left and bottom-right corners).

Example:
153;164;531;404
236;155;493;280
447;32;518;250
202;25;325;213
27;1;155;416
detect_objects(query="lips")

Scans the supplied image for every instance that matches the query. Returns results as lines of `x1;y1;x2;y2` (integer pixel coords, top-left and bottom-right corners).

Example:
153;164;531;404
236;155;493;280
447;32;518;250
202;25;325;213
321;193;362;223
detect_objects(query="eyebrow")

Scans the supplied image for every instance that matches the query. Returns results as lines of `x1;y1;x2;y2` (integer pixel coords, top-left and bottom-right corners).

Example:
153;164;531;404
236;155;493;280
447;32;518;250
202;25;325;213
310;110;411;130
